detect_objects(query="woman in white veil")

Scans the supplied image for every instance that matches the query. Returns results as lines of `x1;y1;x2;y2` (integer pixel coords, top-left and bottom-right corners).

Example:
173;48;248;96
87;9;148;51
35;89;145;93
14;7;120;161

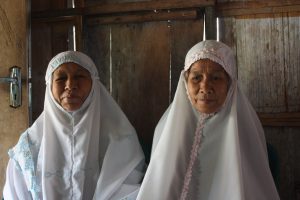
3;51;145;200
137;40;280;200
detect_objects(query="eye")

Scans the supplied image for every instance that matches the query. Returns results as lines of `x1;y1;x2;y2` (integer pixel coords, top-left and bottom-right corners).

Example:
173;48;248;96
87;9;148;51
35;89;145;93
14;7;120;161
75;73;90;80
190;74;202;82
212;75;221;81
54;76;67;82
211;72;227;81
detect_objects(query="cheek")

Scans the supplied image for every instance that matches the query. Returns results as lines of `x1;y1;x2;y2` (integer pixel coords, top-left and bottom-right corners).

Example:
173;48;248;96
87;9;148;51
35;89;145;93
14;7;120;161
51;84;63;101
80;80;92;98
187;83;199;97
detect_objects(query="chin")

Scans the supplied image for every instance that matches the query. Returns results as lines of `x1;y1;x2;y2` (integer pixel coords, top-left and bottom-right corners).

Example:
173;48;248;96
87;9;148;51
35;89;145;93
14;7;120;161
62;104;82;112
196;107;216;114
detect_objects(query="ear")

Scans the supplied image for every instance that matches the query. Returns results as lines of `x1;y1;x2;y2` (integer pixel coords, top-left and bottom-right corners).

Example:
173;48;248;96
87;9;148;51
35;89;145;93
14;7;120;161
184;70;189;81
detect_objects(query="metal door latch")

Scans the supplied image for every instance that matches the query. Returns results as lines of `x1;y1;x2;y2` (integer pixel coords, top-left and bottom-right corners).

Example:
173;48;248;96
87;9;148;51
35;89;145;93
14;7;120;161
0;66;21;108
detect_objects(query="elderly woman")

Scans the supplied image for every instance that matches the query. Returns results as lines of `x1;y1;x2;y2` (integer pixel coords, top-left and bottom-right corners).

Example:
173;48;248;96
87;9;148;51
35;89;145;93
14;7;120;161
137;40;280;200
3;51;145;200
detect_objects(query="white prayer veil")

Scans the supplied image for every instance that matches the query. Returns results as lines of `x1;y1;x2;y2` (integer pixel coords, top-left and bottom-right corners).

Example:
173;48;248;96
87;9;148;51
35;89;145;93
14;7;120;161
137;40;280;200
5;51;144;200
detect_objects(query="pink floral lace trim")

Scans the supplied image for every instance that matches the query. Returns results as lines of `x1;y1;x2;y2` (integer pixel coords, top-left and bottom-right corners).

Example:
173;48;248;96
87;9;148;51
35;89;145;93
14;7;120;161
180;114;212;200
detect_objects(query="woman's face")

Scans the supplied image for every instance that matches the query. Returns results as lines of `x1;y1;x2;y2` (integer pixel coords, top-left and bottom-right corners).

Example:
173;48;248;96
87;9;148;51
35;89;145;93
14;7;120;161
51;62;92;111
186;59;229;114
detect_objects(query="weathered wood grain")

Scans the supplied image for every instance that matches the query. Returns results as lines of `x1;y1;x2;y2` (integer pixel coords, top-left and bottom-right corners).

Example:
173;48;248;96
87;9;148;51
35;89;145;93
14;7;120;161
84;0;214;14
265;127;299;200
219;17;237;51
86;10;198;25
236;15;286;113
31;23;52;120
32;0;214;19
84;24;111;89
110;22;170;160
217;1;300;17
205;6;216;40
258;112;300;126
285;15;300;112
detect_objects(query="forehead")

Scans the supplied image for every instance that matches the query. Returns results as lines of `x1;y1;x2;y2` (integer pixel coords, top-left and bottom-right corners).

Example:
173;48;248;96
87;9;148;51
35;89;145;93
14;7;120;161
190;59;225;73
53;62;90;74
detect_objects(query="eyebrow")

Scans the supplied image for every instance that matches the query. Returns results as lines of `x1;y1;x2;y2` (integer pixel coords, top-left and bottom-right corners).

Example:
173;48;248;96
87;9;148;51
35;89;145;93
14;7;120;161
54;68;89;74
76;67;91;73
190;69;225;73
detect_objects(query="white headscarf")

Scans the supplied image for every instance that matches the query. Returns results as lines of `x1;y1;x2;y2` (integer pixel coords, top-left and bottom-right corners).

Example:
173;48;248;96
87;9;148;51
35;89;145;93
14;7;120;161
137;40;280;200
7;51;144;200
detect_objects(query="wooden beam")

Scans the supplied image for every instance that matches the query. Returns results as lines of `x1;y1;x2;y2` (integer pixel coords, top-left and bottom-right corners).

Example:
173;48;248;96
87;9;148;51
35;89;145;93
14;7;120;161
84;0;215;16
87;10;198;25
258;112;300;127
32;0;214;20
32;8;83;19
217;1;300;17
32;16;77;24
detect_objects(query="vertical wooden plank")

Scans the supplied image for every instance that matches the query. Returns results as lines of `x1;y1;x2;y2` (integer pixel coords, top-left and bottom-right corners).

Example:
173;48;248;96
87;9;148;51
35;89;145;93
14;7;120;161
285;15;300;200
75;16;83;51
265;127;299;200
111;22;170;161
51;23;71;54
31;23;53;121
83;24;111;90
219;17;237;52
236;15;286;113
285;15;300;112
205;6;216;40
170;18;204;99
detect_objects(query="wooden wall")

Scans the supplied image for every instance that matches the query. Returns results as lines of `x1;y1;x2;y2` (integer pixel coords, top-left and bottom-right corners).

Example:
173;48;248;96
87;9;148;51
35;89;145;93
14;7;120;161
84;18;204;160
217;1;300;199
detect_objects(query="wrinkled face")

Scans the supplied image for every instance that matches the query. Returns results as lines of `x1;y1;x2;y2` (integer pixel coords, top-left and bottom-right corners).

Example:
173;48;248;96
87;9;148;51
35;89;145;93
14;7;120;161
51;62;92;111
186;59;229;114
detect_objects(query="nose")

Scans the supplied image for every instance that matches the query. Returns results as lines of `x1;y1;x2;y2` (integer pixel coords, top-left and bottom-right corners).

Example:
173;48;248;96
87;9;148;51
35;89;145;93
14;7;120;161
200;78;212;94
65;78;77;90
